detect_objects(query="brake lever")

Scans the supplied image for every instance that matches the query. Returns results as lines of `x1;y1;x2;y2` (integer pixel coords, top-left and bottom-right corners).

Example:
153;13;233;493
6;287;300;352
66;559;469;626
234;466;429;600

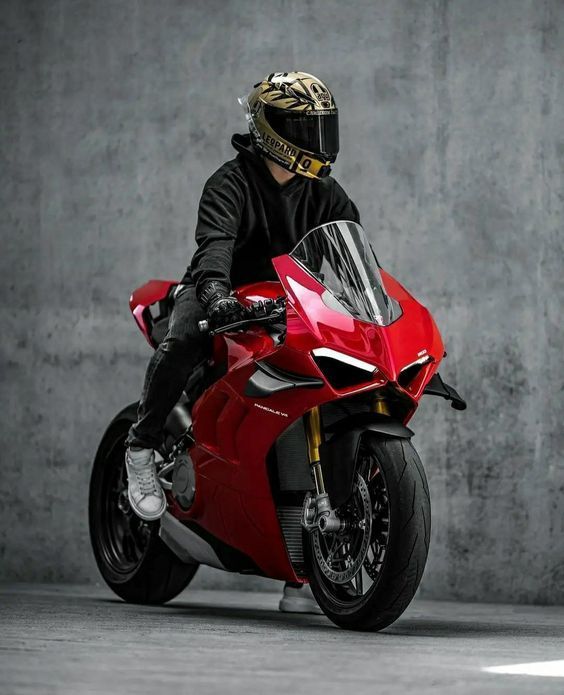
198;304;285;336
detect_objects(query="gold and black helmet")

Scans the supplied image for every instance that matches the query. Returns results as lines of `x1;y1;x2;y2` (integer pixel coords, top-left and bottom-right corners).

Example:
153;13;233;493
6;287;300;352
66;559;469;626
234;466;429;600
239;71;339;180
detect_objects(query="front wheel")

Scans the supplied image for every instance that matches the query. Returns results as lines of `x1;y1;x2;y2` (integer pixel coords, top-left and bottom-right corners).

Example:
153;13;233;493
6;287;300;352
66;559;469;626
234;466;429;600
89;404;198;604
305;436;430;631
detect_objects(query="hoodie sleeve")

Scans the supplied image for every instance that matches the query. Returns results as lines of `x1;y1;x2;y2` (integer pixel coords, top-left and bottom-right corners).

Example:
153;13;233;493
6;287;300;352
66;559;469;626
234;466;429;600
189;177;244;302
329;180;361;224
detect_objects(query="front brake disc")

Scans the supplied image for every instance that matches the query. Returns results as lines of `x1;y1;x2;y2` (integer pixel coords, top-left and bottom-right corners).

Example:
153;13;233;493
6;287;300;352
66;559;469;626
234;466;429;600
312;473;372;585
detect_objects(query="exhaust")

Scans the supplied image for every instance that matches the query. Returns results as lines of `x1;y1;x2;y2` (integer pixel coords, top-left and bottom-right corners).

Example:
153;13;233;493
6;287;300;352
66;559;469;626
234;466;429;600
159;512;226;570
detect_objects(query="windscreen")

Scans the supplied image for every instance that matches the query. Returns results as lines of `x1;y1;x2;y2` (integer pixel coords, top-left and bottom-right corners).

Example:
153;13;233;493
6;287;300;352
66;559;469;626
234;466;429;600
290;221;401;326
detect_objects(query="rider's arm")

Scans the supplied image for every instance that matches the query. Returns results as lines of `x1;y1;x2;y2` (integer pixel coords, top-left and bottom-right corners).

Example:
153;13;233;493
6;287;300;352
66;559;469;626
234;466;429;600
190;177;244;304
329;180;361;225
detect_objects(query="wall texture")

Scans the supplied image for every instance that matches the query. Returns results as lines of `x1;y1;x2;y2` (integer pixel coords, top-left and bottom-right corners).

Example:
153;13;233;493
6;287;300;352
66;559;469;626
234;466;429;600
1;0;563;602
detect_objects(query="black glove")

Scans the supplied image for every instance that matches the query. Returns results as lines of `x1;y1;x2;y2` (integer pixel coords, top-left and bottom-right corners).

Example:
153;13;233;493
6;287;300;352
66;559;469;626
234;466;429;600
199;281;245;328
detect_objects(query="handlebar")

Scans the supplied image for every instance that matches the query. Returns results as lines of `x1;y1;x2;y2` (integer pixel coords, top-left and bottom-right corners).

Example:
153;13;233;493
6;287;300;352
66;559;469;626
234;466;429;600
198;297;286;336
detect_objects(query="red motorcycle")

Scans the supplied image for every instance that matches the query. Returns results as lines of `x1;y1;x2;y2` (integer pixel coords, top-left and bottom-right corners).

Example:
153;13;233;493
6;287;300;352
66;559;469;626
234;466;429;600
89;221;465;631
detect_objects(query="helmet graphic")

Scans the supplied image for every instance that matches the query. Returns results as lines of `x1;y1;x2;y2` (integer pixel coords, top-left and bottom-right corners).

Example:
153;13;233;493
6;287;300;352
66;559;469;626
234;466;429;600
239;71;339;180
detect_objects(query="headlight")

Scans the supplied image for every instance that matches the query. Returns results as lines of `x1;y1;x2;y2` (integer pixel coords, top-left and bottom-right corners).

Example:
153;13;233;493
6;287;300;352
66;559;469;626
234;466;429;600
312;347;378;389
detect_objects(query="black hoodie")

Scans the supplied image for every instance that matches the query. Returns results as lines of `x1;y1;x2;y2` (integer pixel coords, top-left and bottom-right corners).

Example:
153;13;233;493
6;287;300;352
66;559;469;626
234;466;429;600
182;133;360;299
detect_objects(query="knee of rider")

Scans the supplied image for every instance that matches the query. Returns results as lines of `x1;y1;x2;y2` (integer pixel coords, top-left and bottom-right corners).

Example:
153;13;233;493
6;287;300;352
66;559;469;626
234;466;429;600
161;335;192;358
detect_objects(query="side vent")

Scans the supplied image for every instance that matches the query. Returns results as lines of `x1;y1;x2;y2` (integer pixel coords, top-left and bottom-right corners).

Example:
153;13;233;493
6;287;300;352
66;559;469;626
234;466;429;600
398;363;424;388
277;506;306;576
398;357;432;389
274;419;314;492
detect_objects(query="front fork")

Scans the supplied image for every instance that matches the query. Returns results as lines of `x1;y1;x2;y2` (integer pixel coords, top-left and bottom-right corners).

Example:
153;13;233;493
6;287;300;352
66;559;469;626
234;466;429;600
302;394;390;534
302;407;342;534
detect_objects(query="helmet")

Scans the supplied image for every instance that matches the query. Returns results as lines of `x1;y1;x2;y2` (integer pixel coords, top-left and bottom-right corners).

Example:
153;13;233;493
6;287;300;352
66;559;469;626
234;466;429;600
240;71;339;180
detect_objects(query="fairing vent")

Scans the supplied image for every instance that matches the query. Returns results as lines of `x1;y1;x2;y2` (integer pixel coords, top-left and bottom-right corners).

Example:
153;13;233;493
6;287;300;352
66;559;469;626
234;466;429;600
398;362;425;389
277;506;306;576
275;419;314;492
313;355;374;390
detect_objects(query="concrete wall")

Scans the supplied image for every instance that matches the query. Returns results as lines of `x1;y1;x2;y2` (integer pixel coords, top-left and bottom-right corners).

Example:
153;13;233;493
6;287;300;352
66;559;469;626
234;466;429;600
1;0;563;602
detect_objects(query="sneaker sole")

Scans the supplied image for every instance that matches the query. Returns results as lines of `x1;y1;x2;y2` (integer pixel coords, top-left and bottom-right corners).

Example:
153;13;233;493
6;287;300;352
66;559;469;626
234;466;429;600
127;488;167;522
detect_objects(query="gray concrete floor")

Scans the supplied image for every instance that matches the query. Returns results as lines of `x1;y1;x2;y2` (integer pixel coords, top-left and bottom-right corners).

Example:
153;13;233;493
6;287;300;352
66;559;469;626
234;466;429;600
2;585;564;694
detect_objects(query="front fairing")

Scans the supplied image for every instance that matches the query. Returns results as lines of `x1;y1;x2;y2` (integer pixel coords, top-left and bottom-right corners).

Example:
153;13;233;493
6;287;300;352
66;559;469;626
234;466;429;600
271;252;444;396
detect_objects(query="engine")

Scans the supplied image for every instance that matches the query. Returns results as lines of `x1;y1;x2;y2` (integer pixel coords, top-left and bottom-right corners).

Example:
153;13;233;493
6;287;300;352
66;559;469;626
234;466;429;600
171;452;196;510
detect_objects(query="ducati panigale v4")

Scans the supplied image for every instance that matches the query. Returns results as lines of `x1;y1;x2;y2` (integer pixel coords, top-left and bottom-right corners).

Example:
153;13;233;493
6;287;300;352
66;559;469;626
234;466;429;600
89;221;465;631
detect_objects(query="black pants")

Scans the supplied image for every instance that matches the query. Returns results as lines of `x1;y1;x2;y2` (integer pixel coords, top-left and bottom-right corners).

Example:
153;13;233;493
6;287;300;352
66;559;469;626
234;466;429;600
126;284;208;449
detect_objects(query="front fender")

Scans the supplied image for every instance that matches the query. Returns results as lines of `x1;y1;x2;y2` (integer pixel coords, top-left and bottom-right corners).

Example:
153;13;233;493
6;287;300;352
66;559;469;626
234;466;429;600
319;414;413;507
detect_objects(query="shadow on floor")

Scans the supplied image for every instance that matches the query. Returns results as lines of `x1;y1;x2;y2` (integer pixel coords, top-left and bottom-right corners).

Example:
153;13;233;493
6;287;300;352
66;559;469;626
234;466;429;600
94;596;564;639
386;618;564;639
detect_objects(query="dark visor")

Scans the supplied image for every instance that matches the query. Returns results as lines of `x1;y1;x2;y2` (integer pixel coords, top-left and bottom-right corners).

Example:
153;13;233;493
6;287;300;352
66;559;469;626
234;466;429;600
265;105;339;158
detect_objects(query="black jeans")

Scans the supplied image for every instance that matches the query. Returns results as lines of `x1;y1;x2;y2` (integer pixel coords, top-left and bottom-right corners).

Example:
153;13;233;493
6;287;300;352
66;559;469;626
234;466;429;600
126;284;208;450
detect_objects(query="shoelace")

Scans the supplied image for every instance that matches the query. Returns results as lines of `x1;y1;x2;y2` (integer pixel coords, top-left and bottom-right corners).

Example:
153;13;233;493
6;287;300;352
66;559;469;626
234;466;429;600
135;466;160;497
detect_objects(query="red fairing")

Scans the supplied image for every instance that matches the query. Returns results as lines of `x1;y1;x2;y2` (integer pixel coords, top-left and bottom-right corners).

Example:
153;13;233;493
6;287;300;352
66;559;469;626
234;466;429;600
165;256;445;582
129;279;178;347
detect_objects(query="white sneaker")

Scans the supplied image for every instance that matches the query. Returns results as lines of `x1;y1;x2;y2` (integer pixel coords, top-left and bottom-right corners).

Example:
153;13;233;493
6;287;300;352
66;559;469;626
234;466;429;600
125;447;167;521
279;582;323;615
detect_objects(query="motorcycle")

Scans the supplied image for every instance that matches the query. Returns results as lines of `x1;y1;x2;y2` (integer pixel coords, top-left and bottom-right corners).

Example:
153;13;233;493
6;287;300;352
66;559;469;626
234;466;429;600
89;220;466;631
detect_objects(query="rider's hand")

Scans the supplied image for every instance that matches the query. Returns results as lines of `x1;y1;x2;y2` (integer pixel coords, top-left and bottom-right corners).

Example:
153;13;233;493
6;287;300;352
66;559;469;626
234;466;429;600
208;296;246;327
199;282;245;328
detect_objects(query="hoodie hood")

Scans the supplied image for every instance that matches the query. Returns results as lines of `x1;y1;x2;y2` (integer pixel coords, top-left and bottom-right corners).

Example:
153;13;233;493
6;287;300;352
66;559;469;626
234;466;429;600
231;132;260;162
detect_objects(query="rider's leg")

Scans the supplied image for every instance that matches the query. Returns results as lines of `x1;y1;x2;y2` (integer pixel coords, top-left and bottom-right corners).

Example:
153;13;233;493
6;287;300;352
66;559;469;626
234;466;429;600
125;284;207;520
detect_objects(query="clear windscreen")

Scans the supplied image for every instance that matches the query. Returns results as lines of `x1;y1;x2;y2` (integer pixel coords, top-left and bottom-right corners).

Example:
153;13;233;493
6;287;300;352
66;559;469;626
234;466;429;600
290;221;402;326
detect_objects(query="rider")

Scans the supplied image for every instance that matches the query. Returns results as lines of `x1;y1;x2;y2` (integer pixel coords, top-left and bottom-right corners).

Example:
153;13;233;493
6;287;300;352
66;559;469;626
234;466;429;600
124;71;360;612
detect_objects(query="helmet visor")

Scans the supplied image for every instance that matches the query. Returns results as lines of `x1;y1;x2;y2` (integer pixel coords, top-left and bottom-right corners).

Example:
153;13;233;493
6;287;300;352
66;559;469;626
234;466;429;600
264;105;339;159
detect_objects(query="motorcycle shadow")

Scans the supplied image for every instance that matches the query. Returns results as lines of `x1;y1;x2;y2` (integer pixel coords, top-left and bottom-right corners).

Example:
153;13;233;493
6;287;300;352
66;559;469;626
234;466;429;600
97;597;564;639
99;596;335;632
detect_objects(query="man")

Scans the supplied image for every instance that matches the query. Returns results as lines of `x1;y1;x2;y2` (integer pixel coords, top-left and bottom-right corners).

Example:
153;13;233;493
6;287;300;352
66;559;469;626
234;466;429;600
124;72;360;613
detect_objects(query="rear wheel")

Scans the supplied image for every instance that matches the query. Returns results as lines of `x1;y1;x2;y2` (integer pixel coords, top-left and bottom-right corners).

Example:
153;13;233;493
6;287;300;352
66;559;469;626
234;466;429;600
89;404;198;604
305;435;430;631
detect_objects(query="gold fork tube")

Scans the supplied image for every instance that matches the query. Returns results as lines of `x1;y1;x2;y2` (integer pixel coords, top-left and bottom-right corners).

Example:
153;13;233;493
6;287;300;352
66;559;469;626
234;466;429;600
372;391;390;416
305;406;323;462
305;406;325;494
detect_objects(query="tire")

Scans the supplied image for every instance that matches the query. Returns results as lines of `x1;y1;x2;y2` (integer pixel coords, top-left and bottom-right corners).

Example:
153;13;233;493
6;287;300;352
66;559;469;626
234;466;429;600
89;403;198;604
305;435;430;631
